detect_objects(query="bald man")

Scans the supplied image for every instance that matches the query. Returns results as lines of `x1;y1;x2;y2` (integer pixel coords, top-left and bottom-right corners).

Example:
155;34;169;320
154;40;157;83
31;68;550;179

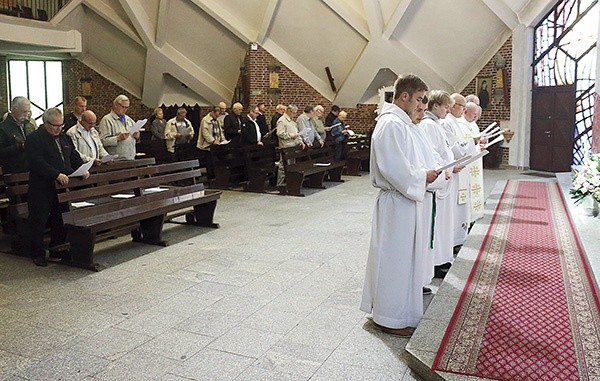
67;110;110;166
459;102;486;222
223;102;243;146
441;93;471;249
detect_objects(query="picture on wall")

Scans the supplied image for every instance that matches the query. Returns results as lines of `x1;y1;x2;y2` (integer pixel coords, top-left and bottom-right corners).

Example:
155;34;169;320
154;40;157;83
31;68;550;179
476;77;492;109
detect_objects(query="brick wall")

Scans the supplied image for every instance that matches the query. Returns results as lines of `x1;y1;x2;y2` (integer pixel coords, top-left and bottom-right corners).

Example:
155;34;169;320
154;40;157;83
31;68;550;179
62;60;154;121
244;45;377;135
461;36;513;165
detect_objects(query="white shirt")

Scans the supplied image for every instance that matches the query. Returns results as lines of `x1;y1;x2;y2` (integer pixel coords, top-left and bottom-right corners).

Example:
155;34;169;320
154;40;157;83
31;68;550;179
78;124;97;160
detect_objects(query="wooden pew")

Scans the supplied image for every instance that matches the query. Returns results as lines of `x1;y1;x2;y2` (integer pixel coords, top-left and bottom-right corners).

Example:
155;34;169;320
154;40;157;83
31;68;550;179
56;160;220;270
4;160;221;270
242;144;277;193
3;159;158;256
344;135;371;176
210;144;246;189
279;143;345;197
136;139;172;164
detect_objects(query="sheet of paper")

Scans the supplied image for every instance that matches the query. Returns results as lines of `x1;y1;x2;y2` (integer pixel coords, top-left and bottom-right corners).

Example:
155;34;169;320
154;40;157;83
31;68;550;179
459;150;489;167
479;122;498;136
68;160;94;178
314;162;331;167
485;135;505;148
346;129;355;136
482;127;501;138
129;119;147;134
219;140;230;145
71;201;94;208
144;187;169;194
435;155;471;172
111;193;135;199
101;154;118;163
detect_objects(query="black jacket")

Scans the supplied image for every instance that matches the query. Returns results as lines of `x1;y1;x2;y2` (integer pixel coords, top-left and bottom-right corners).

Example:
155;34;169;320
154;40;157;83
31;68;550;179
240;117;261;146
223;113;242;145
0;115;35;174
25;127;83;190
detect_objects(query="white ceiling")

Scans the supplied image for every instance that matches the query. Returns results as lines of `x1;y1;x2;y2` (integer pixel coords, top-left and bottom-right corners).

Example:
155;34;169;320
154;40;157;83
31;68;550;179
0;0;558;107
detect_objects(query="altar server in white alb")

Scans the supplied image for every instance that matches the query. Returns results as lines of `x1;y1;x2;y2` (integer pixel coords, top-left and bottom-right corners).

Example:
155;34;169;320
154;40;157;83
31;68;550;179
360;74;439;338
409;97;449;288
420;90;462;269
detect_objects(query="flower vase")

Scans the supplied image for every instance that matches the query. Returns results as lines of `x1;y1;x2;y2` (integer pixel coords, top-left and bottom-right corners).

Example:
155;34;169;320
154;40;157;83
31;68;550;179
582;197;600;217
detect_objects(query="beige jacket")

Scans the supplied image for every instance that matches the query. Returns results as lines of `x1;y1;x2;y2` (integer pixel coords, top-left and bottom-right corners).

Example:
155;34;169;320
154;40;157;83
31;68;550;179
66;123;109;162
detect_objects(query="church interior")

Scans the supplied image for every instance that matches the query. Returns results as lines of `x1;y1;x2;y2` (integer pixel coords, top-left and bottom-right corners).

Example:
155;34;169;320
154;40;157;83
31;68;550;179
0;0;599;380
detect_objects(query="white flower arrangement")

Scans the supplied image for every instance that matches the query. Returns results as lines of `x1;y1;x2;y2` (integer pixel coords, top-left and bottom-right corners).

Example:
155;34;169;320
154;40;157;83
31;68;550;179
570;150;600;204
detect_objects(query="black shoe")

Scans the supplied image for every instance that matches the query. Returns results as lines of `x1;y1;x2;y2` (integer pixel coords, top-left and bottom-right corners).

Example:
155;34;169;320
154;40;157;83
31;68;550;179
434;266;449;279
32;257;48;267
453;245;462;255
439;262;452;269
422;287;432;295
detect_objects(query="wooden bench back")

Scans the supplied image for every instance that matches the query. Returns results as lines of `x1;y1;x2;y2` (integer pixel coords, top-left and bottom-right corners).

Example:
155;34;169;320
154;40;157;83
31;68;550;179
243;144;277;171
56;160;204;205
59;160;207;227
90;158;156;173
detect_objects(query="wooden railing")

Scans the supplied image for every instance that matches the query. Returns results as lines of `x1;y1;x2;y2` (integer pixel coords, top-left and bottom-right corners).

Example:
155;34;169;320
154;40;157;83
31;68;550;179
0;0;67;21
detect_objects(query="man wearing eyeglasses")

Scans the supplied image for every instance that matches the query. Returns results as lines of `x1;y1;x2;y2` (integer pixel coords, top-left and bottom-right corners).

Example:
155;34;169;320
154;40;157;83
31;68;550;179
98;95;139;160
0;96;34;174
25;107;89;266
66;110;110;166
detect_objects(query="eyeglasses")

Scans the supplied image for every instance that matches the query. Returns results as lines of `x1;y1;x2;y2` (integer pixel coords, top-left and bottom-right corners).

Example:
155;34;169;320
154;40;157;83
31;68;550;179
47;121;64;128
118;103;129;110
455;103;466;108
82;120;97;127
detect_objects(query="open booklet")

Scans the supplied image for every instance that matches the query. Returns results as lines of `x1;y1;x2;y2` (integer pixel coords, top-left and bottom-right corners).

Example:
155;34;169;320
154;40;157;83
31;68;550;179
101;154;118;163
128;119;147;134
485;135;505;149
68;159;94;178
435;155;472;172
459;150;489;167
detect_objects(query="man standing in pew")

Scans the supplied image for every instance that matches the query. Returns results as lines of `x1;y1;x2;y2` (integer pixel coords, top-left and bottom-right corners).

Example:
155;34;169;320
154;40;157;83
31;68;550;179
67;110;110;166
241;105;264;146
198;106;225;179
25;108;90;267
0;96;34;174
98;95;139;160
223;102;243;146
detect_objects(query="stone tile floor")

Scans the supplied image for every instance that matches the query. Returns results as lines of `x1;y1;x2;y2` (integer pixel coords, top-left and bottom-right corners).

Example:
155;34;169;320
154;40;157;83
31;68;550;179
1;168;587;381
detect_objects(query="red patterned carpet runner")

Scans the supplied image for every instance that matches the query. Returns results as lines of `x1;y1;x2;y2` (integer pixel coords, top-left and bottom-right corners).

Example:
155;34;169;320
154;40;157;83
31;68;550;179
432;180;600;381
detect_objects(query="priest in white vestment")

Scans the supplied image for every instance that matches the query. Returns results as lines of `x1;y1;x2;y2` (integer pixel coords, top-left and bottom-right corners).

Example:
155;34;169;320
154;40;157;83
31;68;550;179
459;102;486;222
441;94;471;247
420;91;461;268
360;74;439;337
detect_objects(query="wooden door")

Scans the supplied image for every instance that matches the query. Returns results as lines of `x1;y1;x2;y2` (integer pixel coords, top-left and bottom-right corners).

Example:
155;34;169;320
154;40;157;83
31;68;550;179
530;85;576;172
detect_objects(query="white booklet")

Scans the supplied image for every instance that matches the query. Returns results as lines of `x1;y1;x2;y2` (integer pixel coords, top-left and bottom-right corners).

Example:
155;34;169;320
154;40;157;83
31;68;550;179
111;194;135;199
435;155;472;172
71;201;94;208
69;159;94;178
101;154;118;163
129;119;147;134
460;150;489;167
485;135;505;148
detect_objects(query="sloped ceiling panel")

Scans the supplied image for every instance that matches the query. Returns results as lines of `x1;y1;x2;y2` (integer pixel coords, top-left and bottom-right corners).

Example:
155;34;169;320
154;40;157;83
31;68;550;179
393;0;506;86
82;7;146;89
210;0;270;34
143;0;162;26
269;0;368;87
360;67;398;104
165;0;247;91
98;0;138;33
160;73;211;106
379;0;402;28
